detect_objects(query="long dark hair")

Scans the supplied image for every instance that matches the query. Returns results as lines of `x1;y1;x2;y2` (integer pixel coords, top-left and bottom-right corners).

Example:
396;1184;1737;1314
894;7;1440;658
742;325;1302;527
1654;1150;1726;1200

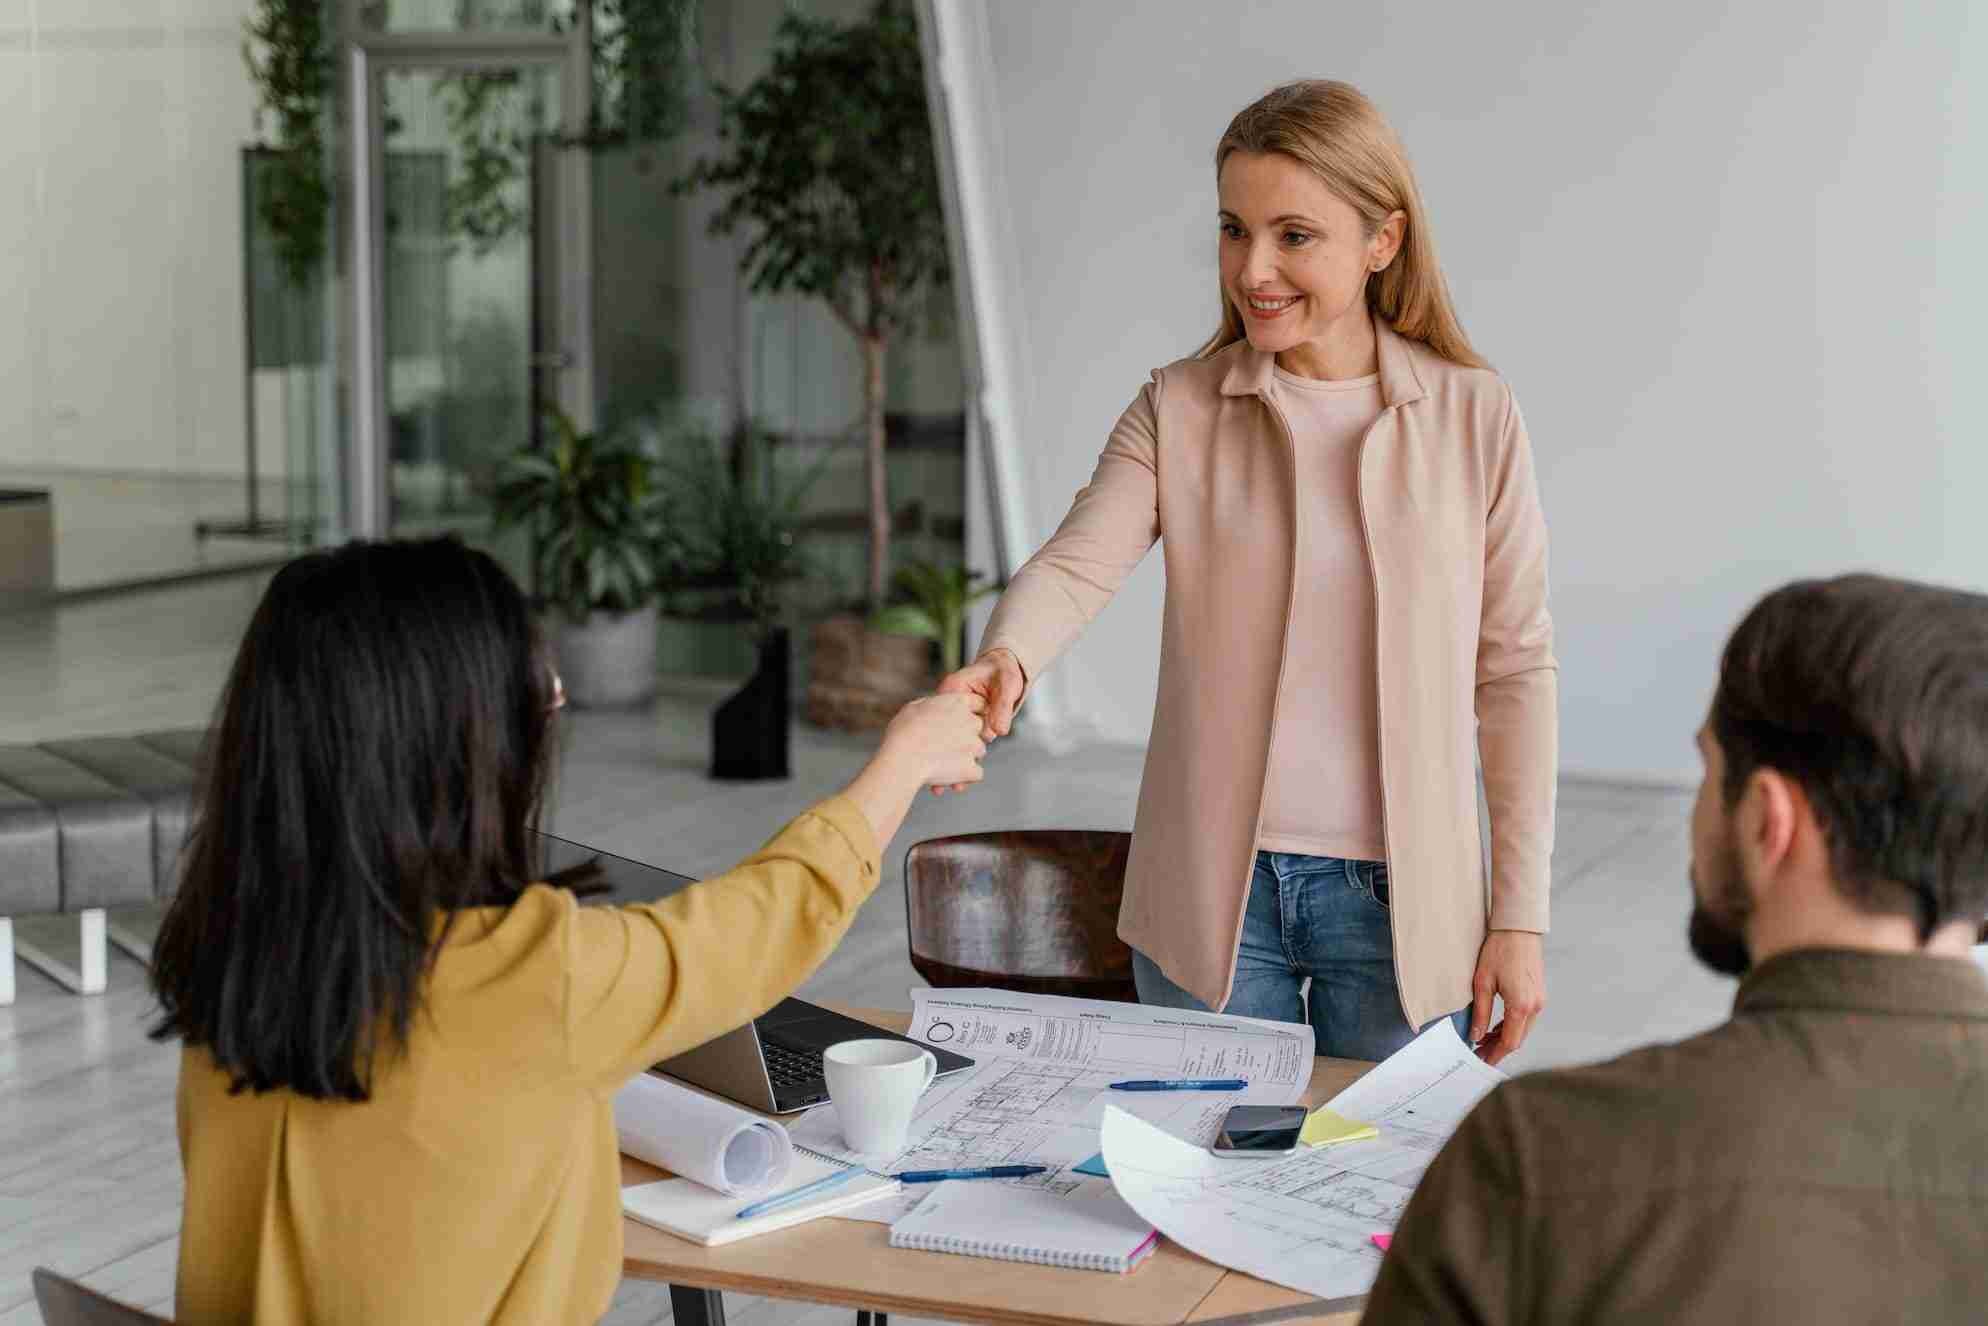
150;537;558;1101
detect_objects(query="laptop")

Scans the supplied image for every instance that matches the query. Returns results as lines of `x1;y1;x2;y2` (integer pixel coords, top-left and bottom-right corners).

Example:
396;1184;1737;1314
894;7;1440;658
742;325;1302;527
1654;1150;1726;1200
656;997;976;1114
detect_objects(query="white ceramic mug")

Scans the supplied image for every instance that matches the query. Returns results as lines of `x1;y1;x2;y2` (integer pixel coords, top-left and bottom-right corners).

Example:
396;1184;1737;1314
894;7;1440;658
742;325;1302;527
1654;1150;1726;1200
821;1038;938;1157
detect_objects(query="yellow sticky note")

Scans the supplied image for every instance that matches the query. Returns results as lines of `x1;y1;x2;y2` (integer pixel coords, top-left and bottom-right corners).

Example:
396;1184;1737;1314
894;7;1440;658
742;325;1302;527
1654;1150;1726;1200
1300;1107;1378;1148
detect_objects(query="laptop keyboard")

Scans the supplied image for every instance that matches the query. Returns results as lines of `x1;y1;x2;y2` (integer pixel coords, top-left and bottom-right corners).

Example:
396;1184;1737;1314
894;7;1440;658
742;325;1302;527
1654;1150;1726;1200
759;1038;825;1089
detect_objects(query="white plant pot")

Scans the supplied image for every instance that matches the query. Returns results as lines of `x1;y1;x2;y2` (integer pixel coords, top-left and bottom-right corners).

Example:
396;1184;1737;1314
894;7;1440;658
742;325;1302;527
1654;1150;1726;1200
551;602;660;708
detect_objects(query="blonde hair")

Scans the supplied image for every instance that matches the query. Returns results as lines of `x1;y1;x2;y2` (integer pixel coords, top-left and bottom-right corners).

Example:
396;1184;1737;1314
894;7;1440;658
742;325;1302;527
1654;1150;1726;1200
1198;80;1487;369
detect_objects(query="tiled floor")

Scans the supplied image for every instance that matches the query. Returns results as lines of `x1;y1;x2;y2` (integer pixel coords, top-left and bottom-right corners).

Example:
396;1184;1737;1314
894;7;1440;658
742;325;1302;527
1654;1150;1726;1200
0;574;1729;1323
0;573;274;746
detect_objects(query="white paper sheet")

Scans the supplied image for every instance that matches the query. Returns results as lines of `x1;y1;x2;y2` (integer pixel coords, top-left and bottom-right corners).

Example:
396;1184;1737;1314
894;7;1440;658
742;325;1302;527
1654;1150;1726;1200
615;1071;794;1196
1312;1016;1510;1190
789;988;1315;1223
1100;1019;1504;1300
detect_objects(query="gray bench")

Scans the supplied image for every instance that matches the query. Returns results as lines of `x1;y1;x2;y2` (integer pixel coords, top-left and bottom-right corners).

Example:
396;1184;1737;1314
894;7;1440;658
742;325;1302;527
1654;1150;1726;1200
0;729;204;1003
0;729;700;1004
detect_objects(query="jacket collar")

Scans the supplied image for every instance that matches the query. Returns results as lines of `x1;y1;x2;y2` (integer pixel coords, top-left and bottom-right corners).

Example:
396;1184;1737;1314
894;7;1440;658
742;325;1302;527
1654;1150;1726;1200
1732;946;1988;1023
1217;314;1429;410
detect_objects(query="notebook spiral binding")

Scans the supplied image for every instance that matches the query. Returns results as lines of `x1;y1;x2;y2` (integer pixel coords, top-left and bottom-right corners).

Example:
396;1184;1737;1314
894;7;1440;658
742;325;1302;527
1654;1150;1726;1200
847;1155;1156;1272
888;1226;1143;1272
793;1142;888;1178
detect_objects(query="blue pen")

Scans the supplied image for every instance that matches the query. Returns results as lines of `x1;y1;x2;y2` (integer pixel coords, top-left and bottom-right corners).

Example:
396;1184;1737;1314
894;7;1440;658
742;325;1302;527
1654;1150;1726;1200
893;1164;1050;1184
1107;1078;1249;1091
734;1165;866;1220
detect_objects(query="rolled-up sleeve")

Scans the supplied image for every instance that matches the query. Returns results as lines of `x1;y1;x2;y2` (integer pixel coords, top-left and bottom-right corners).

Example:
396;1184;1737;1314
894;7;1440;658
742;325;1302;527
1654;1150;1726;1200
980;376;1163;694
564;796;882;1086
1475;385;1557;934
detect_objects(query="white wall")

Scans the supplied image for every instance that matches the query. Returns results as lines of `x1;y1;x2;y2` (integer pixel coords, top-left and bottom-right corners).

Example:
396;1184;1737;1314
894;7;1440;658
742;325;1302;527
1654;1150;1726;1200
966;1;1988;782
0;1;267;478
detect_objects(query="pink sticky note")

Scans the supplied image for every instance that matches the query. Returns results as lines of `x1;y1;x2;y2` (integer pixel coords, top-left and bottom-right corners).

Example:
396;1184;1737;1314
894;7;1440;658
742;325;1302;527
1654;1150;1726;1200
1370;1233;1393;1252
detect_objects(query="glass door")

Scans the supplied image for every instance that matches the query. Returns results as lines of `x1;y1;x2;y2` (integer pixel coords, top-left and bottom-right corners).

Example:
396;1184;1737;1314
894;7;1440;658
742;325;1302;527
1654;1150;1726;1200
348;28;592;542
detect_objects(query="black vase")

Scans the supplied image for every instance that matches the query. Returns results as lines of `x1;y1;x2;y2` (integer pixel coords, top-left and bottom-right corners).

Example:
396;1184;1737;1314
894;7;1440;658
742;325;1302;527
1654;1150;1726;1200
711;627;790;781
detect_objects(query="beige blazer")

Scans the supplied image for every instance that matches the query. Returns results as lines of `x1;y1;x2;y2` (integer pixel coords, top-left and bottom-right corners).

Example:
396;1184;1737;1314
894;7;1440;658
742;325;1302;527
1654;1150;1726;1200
981;319;1556;1028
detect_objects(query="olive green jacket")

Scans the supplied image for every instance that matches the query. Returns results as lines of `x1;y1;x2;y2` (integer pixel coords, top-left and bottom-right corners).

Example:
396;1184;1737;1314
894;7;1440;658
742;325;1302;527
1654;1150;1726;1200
1365;948;1988;1323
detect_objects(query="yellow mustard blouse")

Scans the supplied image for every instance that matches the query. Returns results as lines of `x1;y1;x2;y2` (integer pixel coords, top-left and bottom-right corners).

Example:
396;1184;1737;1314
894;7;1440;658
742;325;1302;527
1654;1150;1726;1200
174;797;880;1325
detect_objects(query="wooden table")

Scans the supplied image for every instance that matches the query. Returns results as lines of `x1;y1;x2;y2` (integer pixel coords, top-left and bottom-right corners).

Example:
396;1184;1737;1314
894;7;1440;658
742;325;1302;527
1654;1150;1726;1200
620;1009;1373;1326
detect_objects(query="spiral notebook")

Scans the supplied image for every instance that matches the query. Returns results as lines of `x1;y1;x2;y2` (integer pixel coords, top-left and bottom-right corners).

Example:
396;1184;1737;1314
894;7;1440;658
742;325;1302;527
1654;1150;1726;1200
887;1180;1159;1274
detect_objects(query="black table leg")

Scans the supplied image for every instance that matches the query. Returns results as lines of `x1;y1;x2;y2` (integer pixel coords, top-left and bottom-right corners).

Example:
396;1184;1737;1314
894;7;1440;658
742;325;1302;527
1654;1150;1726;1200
667;1282;891;1325
668;1284;727;1325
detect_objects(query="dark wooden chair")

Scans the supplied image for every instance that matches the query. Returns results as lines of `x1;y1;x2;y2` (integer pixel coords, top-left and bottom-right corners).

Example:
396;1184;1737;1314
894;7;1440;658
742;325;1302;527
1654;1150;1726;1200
31;1269;171;1325
904;830;1139;1002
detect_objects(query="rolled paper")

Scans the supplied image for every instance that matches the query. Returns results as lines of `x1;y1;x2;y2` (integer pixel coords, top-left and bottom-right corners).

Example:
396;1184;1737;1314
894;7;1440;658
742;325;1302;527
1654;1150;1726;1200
614;1071;794;1196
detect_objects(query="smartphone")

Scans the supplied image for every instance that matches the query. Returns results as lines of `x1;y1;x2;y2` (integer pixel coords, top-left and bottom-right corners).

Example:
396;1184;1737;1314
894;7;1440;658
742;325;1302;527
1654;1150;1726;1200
1210;1105;1308;1157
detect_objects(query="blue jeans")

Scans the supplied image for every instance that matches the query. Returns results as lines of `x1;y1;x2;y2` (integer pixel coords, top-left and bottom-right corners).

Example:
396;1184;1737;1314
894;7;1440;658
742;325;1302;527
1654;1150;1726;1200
1132;851;1469;1062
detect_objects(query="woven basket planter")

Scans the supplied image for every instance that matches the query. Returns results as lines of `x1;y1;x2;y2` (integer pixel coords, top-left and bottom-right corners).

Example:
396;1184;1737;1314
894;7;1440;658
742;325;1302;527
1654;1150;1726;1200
803;614;935;731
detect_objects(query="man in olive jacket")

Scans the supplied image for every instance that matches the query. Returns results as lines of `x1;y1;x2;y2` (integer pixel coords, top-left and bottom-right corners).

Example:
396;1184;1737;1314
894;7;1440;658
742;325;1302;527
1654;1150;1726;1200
1363;574;1988;1323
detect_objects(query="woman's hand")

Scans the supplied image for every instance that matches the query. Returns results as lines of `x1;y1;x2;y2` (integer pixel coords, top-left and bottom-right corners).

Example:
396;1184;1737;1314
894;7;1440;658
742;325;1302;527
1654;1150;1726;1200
929;648;1026;795
879;692;991;788
1468;930;1545;1066
844;693;989;848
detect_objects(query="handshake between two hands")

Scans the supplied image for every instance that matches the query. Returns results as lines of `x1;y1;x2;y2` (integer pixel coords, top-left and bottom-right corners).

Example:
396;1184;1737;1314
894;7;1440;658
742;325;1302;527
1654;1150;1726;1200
871;647;1028;798
842;649;1024;848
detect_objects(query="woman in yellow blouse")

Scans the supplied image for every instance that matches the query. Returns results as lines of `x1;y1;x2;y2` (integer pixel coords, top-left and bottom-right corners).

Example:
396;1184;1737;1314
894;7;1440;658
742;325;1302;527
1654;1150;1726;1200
149;537;987;1325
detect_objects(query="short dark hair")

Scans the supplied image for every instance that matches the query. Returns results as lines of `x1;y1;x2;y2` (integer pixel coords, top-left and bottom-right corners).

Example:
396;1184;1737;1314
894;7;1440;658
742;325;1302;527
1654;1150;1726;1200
149;537;558;1100
1711;573;1988;939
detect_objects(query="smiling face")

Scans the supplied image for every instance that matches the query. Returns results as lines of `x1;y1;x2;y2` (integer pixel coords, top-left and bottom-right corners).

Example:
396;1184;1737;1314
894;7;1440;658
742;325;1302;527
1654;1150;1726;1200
1216;150;1401;368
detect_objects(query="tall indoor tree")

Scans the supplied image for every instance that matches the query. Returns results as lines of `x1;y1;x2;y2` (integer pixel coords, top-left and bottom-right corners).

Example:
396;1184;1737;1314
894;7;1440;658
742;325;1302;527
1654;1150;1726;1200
676;0;950;608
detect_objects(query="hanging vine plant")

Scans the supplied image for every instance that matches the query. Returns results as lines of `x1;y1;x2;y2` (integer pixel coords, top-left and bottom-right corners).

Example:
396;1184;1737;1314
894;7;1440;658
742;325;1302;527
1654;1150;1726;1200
436;0;701;254
435;68;538;255
576;0;701;147
241;1;698;271
243;0;333;287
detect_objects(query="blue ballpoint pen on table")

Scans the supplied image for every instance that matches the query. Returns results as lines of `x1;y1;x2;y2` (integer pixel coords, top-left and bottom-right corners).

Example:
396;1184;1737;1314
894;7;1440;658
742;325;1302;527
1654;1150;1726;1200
734;1165;866;1220
893;1164;1050;1184
1107;1078;1249;1091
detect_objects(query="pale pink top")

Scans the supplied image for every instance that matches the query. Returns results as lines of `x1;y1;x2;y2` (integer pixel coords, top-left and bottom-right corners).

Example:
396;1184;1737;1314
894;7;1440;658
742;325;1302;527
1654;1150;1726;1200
1256;367;1387;861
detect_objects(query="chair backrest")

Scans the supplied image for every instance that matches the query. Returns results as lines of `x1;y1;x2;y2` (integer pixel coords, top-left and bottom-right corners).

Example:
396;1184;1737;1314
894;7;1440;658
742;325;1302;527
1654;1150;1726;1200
32;1269;171;1326
904;830;1138;1002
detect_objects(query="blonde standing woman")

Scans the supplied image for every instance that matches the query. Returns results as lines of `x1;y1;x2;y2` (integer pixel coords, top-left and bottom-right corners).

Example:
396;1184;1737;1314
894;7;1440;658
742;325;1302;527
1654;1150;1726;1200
937;81;1555;1064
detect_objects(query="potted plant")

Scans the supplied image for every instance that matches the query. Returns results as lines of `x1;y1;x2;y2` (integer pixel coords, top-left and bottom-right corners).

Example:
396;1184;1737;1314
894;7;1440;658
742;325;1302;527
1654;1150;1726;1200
492;406;670;706
243;0;331;289
675;0;951;726
870;562;1001;678
655;427;820;780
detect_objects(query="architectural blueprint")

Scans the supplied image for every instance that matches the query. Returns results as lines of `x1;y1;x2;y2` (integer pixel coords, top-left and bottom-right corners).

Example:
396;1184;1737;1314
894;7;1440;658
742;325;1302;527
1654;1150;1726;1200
791;988;1314;1223
903;988;1314;1085
1099;1019;1505;1299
